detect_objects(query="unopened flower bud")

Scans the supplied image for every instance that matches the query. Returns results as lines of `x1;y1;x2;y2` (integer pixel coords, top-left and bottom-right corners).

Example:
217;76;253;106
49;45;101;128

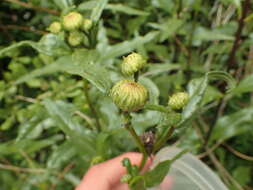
110;80;148;112
82;18;92;31
48;22;62;34
168;92;189;110
63;11;83;31
68;31;83;46
121;174;132;183
121;53;146;76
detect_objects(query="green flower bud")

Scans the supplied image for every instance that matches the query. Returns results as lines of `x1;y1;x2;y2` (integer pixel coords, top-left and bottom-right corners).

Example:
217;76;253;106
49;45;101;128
121;53;146;76
62;12;83;31
48;21;62;34
68;31;83;46
120;174;132;183
168;92;189;110
82;18;92;31
110;80;148;112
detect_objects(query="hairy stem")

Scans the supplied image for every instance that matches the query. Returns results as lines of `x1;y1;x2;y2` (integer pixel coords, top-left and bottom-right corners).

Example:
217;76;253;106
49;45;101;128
84;83;101;132
123;113;148;170
0;25;47;35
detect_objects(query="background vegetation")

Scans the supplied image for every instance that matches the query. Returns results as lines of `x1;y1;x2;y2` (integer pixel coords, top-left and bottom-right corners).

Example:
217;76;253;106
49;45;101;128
0;0;253;190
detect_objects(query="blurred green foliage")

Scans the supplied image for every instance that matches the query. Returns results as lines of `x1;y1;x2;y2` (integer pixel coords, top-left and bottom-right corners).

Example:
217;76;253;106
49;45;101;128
0;0;253;189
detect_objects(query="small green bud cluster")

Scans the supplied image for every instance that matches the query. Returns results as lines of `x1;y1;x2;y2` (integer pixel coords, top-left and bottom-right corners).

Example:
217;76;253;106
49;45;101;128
47;11;93;47
110;80;148;112
168;92;189;110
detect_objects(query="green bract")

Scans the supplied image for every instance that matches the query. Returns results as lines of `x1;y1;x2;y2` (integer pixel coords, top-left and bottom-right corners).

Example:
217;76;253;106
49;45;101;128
48;22;62;34
62;12;83;31
68;31;83;46
110;80;148;112
121;53;146;76
168;92;189;110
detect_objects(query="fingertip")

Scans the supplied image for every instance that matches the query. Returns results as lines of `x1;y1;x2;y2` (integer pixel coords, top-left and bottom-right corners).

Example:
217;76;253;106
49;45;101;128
160;176;173;190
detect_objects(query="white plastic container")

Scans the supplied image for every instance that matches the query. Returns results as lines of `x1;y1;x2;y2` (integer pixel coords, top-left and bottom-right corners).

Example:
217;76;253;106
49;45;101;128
149;147;229;190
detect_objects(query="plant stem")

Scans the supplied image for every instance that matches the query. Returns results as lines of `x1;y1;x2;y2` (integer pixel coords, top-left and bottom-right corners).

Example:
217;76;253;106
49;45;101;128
144;104;171;113
227;0;250;70
84;82;101;132
0;25;47;35
123;112;148;170
134;71;139;82
4;0;59;15
152;126;175;154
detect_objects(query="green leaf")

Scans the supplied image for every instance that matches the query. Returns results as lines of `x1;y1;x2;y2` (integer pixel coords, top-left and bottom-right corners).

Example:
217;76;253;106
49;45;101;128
148;19;184;42
0;136;63;155
98;97;121;129
78;1;96;10
0;41;42;57
122;158;134;175
0;34;70;57
100;32;159;60
68;50;112;93
211;106;253;142
44;99;96;156
53;0;74;10
129;176;145;190
79;2;149;16
144;149;187;187
37;34;71;56
139;77;160;104
15;52;112;93
193;27;235;42
90;0;109;22
142;63;180;77
106;4;149;16
47;141;76;170
144;160;171;187
17;117;54;141
231;74;253;95
96;132;110;156
180;76;208;125
232;166;251;186
179;71;235;127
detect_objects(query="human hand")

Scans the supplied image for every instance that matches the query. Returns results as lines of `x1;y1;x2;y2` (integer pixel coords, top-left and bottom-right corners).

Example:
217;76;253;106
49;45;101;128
75;152;172;190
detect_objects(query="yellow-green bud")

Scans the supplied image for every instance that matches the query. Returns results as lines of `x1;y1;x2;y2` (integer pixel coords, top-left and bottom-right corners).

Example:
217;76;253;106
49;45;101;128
82;18;92;31
121;53;146;76
110;80;148;112
68;31;83;46
62;12;83;31
121;174;132;183
168;92;189;110
48;21;62;34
